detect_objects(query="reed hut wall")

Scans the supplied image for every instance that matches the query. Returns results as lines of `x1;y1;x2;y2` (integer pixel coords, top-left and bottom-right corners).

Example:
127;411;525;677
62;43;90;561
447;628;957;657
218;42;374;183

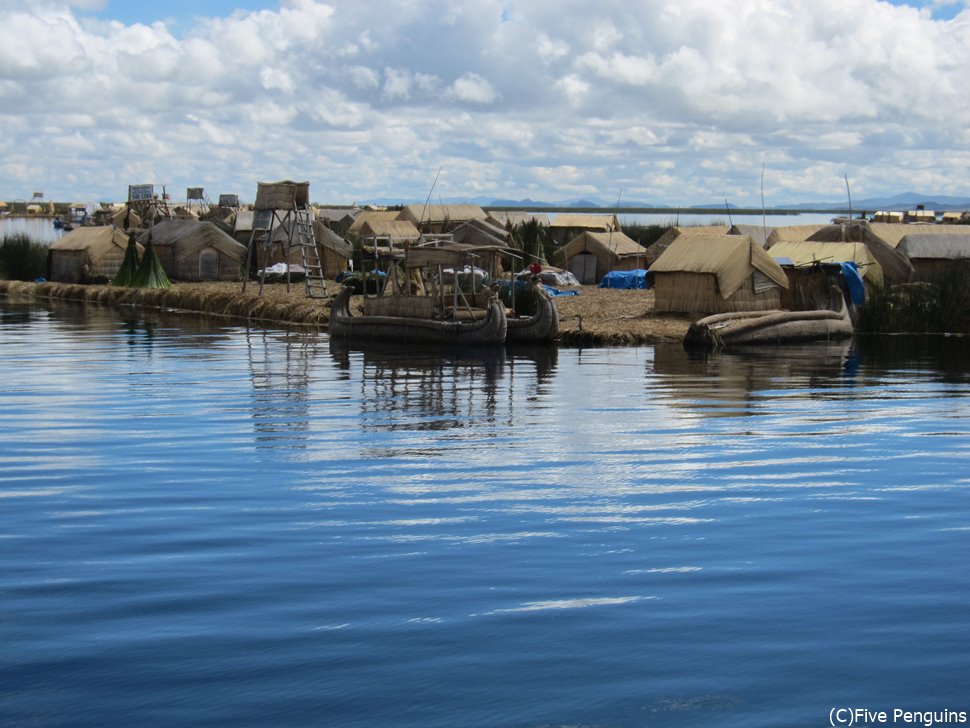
314;222;354;277
49;227;135;282
779;267;849;310
653;272;782;314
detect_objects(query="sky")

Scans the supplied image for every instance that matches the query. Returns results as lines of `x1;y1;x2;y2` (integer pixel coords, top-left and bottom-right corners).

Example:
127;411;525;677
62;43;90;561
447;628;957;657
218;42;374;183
1;0;968;207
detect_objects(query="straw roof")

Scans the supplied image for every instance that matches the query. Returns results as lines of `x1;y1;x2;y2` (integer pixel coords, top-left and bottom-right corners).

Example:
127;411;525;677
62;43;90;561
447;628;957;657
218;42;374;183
728;224;772;248
136;219;246;260
347;210;399;234
646;225;728;263
397;204;487;226
769;240;883;287
898;233;970;260
450;218;510;246
549;213;619;231
51;226;130;254
486;211;550;228
867;222;955;248
766;224;827;246
651;234;788;298
357;219;421;242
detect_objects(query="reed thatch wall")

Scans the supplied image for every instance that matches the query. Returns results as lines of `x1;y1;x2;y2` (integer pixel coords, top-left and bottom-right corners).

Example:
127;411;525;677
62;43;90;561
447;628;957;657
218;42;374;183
49;227;136;282
653;271;782;314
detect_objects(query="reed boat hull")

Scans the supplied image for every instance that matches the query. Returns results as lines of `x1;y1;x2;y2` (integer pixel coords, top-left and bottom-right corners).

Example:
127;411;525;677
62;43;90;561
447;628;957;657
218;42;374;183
328;285;508;346
683;301;853;351
506;285;559;343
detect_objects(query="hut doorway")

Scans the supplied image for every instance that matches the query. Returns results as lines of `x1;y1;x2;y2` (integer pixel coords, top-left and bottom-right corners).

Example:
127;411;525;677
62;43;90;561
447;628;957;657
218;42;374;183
199;248;219;280
570;253;597;284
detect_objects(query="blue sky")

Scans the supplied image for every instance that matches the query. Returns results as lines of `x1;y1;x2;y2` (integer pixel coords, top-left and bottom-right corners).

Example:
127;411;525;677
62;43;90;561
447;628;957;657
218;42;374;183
84;0;965;27
2;0;968;205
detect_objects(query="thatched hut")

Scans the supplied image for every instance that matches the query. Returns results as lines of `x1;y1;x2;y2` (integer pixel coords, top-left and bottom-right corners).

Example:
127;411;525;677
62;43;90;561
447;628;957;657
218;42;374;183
554;230;647;284
136;219;246;281
806;221;913;285
650;234;788;314
644;225;727;265
897;233;970;282
872;211;905;223
397;204;487;233
49;226;139;283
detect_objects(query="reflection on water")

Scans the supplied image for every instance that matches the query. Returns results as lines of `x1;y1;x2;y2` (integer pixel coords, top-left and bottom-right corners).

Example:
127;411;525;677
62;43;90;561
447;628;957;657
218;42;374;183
2;299;970;728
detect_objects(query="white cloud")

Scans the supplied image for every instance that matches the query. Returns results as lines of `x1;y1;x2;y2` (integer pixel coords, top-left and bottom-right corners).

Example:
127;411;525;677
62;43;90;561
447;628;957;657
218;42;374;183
448;73;499;104
0;0;968;205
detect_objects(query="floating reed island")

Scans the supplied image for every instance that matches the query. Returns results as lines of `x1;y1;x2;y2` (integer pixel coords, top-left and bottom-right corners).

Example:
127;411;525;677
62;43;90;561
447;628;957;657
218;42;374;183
0;280;695;346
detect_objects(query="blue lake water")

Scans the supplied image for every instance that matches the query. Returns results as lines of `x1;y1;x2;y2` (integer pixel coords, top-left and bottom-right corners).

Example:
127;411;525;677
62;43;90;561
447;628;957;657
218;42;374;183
2;300;969;727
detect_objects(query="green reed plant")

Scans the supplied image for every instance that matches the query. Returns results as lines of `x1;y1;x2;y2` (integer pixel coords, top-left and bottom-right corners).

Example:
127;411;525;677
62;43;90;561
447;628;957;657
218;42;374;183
857;259;970;334
0;233;48;281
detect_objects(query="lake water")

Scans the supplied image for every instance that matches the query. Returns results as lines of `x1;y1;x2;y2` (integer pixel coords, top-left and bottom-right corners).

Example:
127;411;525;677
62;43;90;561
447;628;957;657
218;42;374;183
0;216;66;245
2;300;969;727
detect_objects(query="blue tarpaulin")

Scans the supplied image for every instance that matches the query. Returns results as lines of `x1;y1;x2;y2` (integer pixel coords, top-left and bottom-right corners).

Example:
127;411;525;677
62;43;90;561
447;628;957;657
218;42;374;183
599;269;649;289
840;262;865;306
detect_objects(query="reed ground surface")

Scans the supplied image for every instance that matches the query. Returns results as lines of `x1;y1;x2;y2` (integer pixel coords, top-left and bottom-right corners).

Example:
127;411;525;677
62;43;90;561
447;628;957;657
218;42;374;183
0;280;693;345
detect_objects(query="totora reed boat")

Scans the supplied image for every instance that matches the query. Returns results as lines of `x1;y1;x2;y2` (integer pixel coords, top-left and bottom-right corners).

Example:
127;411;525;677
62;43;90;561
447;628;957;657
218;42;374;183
328;243;508;346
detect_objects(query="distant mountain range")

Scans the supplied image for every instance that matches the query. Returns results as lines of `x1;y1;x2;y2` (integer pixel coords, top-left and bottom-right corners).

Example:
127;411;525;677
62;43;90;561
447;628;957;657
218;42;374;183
363;191;970;212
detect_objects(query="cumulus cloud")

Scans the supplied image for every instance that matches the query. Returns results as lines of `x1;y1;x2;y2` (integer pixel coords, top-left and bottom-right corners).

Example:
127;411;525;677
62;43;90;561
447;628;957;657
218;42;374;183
0;0;968;205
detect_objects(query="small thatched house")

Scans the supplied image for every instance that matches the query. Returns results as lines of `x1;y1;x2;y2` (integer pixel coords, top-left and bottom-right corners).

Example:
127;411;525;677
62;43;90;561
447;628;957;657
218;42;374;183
898;233;970;282
807;221;913;285
49;226;140;283
872;211;905;223
136;219;246;281
644;225;727;265
555;230;647;284
397;204;487;233
650;234;788;314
